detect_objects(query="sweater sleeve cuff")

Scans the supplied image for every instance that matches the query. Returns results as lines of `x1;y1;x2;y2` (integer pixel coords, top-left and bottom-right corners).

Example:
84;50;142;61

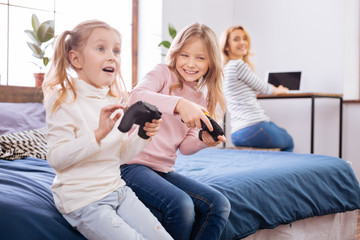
266;85;275;95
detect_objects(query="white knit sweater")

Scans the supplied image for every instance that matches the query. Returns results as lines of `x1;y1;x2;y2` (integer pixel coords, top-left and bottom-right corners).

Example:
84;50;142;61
45;79;149;214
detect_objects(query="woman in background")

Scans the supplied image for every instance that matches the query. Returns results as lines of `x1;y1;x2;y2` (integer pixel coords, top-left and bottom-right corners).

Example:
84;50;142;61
220;25;294;151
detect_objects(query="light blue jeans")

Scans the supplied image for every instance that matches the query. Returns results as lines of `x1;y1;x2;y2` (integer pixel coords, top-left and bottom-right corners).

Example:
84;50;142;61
231;121;294;151
62;186;173;240
120;164;231;240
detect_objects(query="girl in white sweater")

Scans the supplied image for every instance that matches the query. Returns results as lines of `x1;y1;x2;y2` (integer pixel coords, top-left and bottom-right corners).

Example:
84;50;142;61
43;20;172;240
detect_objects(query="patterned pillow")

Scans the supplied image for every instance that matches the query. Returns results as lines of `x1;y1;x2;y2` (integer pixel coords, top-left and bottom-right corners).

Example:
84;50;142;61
0;127;48;160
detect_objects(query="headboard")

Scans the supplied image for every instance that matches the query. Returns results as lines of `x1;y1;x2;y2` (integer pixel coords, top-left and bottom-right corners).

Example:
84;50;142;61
0;85;43;103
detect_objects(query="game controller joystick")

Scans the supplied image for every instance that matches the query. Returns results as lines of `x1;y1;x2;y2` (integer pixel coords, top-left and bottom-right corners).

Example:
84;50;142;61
199;113;224;142
118;101;162;139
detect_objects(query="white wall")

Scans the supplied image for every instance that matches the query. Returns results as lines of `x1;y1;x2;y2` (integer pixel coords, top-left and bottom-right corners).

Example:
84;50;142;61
344;0;360;100
343;104;360;181
233;0;341;94
162;0;233;40
138;0;360;181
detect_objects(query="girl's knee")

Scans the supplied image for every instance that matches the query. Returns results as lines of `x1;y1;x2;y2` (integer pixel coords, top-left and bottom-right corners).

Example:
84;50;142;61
176;195;195;222
214;194;231;216
283;136;294;152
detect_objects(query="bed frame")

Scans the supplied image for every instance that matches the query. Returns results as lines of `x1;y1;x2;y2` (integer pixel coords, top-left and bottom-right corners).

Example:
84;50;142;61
0;85;43;103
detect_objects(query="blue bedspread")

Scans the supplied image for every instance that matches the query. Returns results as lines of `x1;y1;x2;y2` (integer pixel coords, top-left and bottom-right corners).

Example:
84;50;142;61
0;157;85;240
1;149;359;240
175;148;360;239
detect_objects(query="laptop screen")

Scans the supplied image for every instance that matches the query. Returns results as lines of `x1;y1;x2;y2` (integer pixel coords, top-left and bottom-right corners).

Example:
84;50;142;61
268;71;302;90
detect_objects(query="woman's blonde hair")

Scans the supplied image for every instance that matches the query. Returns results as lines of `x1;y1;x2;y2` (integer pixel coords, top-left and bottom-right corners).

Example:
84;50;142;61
43;19;127;113
166;22;226;119
220;25;254;70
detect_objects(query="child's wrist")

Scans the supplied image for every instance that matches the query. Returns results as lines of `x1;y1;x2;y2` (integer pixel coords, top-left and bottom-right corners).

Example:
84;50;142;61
94;129;106;144
174;98;186;114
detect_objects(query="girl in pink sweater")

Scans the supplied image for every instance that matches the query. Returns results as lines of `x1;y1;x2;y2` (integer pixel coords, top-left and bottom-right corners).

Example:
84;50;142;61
121;22;230;240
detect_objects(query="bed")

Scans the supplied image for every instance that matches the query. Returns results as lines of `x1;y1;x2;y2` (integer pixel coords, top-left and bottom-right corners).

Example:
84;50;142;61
0;85;359;240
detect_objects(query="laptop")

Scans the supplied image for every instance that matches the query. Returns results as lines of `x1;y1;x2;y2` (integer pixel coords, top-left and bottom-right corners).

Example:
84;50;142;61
266;71;302;92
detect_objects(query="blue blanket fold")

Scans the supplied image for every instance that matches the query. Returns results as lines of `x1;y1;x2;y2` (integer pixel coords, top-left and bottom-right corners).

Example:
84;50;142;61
175;148;360;239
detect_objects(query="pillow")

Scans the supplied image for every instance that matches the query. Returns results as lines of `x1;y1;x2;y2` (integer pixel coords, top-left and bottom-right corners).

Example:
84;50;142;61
0;127;47;160
0;102;46;135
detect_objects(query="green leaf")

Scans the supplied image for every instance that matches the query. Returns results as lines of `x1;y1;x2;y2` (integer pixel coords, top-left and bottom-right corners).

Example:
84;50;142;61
37;23;54;43
43;20;54;29
43;57;49;67
27;42;44;59
158;41;171;49
24;30;40;45
168;24;177;39
31;14;40;32
32;52;44;59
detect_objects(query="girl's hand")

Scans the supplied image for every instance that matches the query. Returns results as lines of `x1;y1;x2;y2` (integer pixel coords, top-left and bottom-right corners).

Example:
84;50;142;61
201;131;226;147
143;118;163;139
95;104;124;143
175;98;213;131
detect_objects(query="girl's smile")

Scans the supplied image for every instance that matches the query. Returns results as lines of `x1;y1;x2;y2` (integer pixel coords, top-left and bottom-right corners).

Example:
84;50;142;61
176;37;209;83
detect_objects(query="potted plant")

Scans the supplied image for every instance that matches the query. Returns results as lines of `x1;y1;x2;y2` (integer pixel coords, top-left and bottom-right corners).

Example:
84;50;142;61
24;14;55;87
158;23;177;54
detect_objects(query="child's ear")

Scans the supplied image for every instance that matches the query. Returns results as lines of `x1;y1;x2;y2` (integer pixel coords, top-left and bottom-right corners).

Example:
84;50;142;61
68;50;82;69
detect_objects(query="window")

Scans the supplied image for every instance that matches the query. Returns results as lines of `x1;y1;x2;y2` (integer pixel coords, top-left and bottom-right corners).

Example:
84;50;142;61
0;0;136;91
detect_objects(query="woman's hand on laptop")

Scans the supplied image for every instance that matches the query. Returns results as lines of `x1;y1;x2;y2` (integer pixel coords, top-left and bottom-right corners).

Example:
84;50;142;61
272;85;289;95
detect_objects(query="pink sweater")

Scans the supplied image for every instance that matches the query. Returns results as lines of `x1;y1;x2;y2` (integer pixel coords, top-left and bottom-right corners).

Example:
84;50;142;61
127;64;208;173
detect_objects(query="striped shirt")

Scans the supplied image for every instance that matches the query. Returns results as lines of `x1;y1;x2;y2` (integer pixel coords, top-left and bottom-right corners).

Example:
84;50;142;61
223;59;274;133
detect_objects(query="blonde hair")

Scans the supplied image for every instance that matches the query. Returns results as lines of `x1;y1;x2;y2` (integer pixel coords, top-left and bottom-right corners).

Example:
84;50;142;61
220;25;254;70
165;22;226;119
43;19;127;113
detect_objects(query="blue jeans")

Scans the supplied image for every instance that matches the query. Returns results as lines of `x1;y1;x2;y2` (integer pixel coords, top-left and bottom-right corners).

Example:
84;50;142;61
120;164;231;240
231;121;294;152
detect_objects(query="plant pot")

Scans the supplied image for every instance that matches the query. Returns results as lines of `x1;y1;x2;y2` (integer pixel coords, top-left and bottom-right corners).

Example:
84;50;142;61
34;73;45;87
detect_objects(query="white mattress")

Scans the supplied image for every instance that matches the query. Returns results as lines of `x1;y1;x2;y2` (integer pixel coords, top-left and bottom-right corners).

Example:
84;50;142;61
243;210;358;240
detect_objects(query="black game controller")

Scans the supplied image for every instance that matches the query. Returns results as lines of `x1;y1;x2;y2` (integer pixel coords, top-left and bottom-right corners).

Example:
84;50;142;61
118;101;162;139
199;113;224;142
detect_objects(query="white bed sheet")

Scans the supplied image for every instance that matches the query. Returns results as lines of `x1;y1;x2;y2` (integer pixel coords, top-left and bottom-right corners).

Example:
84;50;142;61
243;210;358;240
